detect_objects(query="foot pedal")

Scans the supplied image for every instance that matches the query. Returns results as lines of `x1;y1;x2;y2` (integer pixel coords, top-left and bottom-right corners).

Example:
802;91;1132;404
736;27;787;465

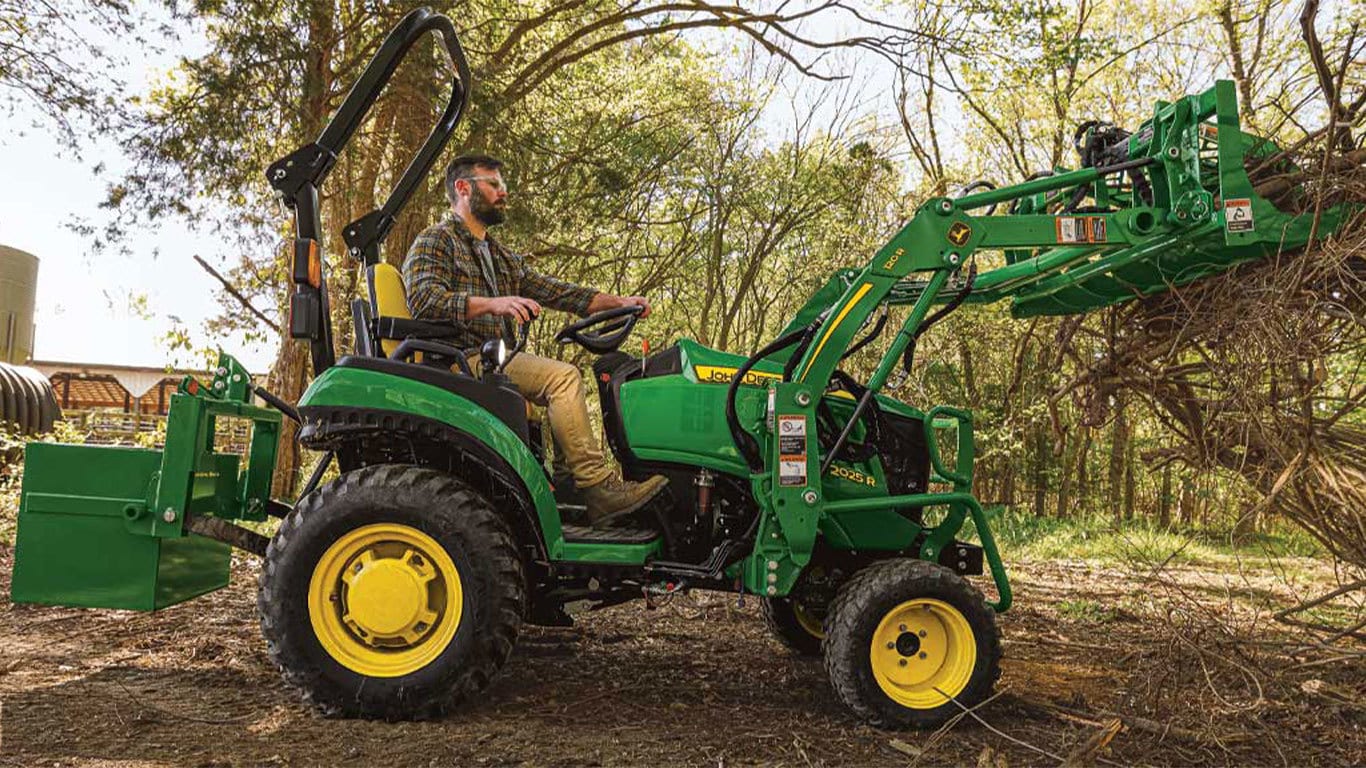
561;524;659;545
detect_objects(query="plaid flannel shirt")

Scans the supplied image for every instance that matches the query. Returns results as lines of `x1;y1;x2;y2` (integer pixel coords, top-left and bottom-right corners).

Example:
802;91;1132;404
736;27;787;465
403;216;598;348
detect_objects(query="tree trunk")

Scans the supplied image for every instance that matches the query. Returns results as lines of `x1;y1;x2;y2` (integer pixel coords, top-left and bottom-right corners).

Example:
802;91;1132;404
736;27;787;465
1055;429;1073;519
958;337;977;404
1158;463;1172;528
1032;425;1048;517
1108;399;1129;523
1179;476;1195;526
1123;440;1136;521
1001;463;1016;507
1074;427;1091;517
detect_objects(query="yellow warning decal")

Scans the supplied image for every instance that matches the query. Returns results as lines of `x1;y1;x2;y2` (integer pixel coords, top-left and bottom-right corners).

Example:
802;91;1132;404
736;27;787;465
694;365;782;387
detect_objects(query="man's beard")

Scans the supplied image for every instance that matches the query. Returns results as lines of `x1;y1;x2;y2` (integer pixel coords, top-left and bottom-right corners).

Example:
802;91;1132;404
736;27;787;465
470;186;506;227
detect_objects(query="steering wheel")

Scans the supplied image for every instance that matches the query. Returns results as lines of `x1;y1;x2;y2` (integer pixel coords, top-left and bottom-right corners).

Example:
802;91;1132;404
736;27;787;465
554;305;645;355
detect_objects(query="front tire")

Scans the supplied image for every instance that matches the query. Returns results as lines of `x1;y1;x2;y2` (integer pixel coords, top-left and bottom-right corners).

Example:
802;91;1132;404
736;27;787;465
761;597;826;656
824;559;1000;729
258;464;525;719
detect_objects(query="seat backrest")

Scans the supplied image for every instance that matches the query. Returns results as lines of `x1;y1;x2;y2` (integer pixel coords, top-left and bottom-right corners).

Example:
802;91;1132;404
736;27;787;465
367;263;410;357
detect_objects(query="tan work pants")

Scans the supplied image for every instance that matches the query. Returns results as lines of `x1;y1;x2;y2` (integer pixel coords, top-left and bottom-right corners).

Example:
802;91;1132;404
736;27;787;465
495;352;614;489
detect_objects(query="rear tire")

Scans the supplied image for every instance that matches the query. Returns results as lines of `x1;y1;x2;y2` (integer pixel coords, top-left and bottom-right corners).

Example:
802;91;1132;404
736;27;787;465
824;559;1000;729
761;597;826;656
258;464;525;719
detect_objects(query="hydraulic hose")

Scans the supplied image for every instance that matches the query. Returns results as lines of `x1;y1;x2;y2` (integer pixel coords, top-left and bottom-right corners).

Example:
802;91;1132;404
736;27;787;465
902;261;979;375
726;327;809;472
840;307;889;361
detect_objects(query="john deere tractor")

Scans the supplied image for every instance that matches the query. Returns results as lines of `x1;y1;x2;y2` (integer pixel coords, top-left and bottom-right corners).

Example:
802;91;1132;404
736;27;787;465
9;8;1340;729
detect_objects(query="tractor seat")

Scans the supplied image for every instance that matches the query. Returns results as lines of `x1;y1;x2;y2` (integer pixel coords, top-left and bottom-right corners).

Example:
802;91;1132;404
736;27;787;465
354;262;465;360
355;263;538;422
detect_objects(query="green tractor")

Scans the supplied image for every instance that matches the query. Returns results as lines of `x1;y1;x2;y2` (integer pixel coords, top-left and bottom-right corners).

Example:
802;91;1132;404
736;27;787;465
9;8;1339;729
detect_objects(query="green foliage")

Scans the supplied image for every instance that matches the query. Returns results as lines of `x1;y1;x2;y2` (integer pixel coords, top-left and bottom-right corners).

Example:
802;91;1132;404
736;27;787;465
0;0;146;149
1055;598;1118;624
963;503;1326;568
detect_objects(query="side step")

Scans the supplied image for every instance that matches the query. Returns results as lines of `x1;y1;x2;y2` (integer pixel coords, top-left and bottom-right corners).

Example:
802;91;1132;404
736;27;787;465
561;524;659;545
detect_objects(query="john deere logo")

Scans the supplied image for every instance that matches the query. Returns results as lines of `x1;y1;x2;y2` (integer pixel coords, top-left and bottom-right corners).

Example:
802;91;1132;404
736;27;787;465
947;222;972;246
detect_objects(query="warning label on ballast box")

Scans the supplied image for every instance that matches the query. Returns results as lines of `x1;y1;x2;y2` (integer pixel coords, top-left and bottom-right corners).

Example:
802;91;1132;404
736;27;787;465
1055;216;1106;244
1224;198;1254;232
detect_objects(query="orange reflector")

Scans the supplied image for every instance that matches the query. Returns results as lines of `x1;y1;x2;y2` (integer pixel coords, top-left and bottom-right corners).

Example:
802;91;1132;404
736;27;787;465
306;240;322;288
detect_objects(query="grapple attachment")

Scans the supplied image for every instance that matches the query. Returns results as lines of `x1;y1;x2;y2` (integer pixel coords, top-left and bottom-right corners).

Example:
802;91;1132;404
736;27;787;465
988;81;1334;317
784;80;1341;331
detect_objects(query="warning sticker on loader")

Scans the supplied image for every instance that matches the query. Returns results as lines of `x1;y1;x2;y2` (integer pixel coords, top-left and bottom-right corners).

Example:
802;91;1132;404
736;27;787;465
778;415;806;454
1055;216;1106;244
1224;198;1254;233
777;415;808;486
779;459;807;486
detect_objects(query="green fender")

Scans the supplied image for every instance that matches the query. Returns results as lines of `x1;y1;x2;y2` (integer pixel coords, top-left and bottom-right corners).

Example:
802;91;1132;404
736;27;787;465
297;366;567;555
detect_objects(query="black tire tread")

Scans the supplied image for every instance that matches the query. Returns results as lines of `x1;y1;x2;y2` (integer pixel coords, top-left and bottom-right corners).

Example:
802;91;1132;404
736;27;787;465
761;597;824;656
258;464;525;720
823;558;1001;730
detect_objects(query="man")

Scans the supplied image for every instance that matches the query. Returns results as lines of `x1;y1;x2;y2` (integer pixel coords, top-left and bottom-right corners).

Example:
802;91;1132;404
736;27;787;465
403;154;667;528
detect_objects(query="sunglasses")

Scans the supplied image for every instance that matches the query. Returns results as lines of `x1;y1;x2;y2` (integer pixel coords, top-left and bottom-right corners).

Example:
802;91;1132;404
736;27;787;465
466;175;508;193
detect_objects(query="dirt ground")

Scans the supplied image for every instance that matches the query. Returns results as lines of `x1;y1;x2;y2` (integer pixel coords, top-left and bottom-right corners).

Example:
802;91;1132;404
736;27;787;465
1;544;1362;767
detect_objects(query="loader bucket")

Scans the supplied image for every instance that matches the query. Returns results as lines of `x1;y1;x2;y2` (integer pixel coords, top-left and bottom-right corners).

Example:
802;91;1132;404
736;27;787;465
9;353;281;611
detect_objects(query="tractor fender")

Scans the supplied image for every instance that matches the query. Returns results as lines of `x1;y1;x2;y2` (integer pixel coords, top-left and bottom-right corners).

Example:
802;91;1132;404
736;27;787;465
295;365;562;559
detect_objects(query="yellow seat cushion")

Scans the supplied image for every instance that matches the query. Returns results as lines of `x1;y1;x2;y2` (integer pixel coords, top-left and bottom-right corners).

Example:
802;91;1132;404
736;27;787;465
368;263;411;357
366;263;539;425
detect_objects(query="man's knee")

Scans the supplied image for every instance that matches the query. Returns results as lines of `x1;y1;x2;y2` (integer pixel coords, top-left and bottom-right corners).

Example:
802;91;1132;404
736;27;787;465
543;359;584;398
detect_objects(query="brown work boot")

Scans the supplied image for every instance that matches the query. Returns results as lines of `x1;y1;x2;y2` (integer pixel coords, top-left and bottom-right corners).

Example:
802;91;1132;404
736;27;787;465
583;475;668;528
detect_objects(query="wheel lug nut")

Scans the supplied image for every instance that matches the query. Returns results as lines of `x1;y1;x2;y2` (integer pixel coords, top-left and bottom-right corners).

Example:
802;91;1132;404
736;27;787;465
886;641;895;649
919;630;927;638
898;624;906;632
919;652;927;659
899;659;907;667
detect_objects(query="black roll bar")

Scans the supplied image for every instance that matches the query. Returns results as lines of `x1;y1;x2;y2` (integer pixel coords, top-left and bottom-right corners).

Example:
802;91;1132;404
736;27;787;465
266;6;472;376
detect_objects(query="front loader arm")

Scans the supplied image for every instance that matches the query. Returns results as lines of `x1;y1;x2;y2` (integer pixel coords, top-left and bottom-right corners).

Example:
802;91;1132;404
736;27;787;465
734;80;1341;610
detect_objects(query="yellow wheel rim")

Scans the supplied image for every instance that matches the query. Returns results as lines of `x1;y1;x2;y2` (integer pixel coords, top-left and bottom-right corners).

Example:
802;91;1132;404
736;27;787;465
793;602;826;640
869;598;976;709
308;523;462;678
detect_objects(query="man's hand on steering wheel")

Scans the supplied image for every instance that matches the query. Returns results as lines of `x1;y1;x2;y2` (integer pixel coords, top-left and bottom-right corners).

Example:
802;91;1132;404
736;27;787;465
587;292;651;318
